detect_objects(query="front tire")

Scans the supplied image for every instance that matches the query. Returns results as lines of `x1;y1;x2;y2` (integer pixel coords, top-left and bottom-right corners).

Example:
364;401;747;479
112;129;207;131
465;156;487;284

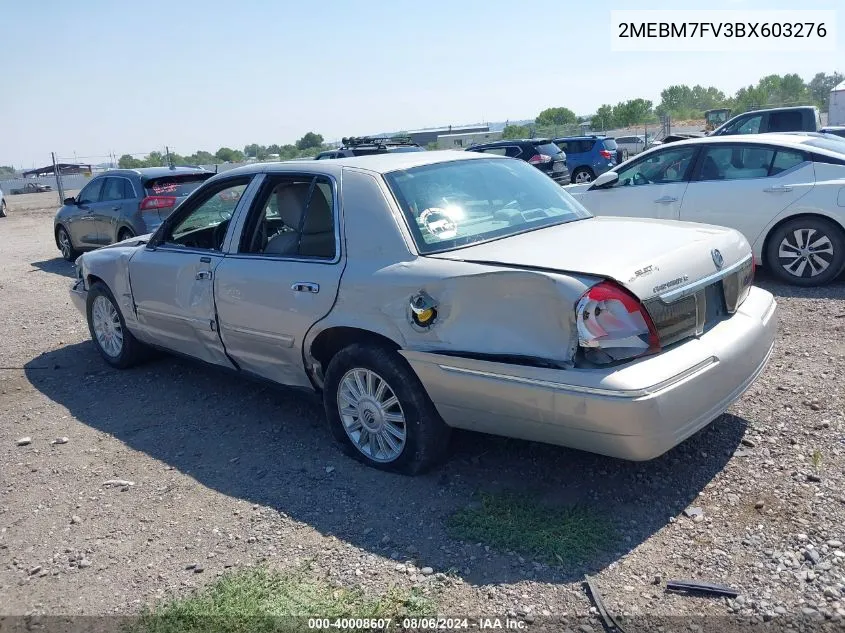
765;217;845;286
323;343;451;474
57;226;79;261
86;282;147;369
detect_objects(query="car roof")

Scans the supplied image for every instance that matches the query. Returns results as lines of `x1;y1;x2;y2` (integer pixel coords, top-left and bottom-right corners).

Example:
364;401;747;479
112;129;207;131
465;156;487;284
101;166;212;179
553;136;604;141
634;132;845;159
212;150;497;180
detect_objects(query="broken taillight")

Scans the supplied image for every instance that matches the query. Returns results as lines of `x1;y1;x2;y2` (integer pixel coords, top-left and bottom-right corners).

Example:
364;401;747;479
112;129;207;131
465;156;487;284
575;281;660;364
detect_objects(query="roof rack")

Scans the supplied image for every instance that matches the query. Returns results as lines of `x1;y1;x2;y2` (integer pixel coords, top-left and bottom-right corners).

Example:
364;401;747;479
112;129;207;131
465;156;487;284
341;135;418;148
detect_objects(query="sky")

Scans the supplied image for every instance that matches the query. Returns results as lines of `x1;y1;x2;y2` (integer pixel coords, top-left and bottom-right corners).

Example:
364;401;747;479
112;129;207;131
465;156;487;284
2;0;843;167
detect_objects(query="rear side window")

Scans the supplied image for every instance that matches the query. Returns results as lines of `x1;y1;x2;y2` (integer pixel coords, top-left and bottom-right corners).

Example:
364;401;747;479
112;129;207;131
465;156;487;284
768;111;804;132
601;138;618;151
770;150;806;174
143;173;213;197
101;177;127;201
535;143;563;156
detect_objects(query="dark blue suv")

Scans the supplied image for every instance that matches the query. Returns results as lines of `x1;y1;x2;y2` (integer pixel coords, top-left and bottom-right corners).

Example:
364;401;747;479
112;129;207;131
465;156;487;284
553;136;618;184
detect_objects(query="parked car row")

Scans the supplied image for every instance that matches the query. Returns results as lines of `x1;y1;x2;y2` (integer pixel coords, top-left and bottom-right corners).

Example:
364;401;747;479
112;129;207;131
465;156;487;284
565;133;845;286
68;150;775;474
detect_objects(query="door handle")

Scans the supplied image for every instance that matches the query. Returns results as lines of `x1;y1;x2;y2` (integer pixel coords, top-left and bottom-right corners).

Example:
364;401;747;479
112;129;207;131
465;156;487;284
112;205;121;211
763;185;793;193
654;196;678;204
196;270;213;280
291;282;319;293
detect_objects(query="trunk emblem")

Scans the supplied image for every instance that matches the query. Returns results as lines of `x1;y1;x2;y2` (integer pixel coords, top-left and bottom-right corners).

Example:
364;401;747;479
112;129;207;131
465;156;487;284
711;249;724;270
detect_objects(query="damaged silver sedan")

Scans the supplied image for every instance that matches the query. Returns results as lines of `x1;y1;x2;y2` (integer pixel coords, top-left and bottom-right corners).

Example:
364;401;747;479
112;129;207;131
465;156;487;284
69;151;777;473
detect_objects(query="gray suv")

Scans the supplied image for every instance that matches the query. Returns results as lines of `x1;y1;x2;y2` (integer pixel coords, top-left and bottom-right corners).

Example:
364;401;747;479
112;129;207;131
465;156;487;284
54;167;213;260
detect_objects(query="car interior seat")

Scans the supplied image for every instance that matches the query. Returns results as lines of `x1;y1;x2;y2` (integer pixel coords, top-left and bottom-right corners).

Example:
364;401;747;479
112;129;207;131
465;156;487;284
264;184;309;255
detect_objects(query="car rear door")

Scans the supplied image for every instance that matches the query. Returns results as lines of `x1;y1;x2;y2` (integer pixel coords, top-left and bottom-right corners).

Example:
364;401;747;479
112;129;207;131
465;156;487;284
127;175;256;366
95;176;135;244
679;143;813;245
577;145;698;220
212;172;343;388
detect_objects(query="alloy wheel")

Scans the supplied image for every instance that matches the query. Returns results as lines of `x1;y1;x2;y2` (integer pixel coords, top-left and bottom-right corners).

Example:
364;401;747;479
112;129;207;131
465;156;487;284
58;229;72;259
777;228;834;279
337;368;407;463
574;170;593;183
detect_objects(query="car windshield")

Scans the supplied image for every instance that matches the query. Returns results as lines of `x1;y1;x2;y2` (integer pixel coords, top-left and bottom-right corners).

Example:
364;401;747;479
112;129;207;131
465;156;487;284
384;157;591;254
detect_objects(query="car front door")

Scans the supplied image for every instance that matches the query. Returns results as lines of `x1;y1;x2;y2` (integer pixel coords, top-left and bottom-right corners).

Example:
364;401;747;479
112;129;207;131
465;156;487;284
577;145;698;220
69;178;106;247
679;144;813;245
94;176;136;244
213;173;343;388
127;176;256;366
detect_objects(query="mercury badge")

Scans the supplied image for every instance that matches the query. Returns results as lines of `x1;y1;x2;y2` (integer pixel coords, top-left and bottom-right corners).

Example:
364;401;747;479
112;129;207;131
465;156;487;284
711;248;724;270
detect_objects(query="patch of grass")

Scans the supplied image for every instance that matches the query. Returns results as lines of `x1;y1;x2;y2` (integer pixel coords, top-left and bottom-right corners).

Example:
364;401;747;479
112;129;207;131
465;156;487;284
131;565;435;633
812;449;823;472
447;492;616;566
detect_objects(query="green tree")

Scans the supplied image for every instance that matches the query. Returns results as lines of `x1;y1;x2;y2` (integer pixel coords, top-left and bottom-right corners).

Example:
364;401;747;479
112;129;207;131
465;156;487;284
266;144;282;155
215;147;244;163
808;72;844;109
501;124;530;139
295;132;324;150
732;73;812;114
0;165;15;177
592;104;614;130
611;99;655;127
535;107;577;127
118;154;144;169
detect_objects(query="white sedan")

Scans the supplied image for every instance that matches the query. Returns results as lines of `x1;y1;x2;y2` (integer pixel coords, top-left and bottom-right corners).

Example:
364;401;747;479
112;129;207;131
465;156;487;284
566;133;845;286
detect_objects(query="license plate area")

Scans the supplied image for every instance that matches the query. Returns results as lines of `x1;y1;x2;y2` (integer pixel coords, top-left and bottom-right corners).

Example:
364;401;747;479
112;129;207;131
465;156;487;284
700;281;728;333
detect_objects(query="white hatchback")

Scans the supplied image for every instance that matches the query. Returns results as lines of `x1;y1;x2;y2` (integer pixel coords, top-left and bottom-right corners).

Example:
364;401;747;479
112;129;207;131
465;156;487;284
566;133;845;286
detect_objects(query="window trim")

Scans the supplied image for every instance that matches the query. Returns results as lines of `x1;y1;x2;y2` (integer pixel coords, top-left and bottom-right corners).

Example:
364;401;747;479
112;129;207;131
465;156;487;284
147;175;255;253
77;177;106;204
227;171;342;265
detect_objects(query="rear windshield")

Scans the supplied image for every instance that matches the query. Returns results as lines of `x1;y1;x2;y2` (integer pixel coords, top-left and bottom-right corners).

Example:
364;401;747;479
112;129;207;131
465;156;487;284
801;137;845;153
534;142;563;156
601;138;618;150
384;157;591;255
143;173;213;197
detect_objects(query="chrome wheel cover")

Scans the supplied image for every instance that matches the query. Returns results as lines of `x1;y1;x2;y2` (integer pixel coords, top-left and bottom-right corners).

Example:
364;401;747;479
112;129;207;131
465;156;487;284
337;368;407;463
778;228;834;278
91;295;123;358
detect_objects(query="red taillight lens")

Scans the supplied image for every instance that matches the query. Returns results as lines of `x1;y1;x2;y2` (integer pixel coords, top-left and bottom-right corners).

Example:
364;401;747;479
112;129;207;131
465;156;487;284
599;149;613;159
575;281;660;364
139;196;176;211
528;153;552;165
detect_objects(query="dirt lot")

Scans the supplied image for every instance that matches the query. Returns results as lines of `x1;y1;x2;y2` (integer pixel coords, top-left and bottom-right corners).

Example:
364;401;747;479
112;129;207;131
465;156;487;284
1;194;845;627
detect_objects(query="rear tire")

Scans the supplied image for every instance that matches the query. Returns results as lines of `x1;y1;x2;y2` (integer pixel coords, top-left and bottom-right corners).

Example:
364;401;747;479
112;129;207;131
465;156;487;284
323;343;451;474
572;168;595;184
56;226;79;261
86;282;147;369
0;200;6;218
117;227;135;243
765;217;845;286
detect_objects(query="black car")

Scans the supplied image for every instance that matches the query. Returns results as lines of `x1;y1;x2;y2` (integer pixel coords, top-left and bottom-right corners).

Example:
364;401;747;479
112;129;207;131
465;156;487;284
820;126;845;139
465;138;570;184
315;136;424;159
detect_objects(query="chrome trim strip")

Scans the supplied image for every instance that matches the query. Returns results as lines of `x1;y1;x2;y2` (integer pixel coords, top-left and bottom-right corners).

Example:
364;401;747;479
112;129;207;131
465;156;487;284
136;307;207;327
436;356;718;398
220;324;294;347
658;254;753;303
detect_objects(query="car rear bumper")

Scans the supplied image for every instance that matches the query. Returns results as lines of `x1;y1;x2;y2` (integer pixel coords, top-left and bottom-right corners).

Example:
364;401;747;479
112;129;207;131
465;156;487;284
402;286;777;461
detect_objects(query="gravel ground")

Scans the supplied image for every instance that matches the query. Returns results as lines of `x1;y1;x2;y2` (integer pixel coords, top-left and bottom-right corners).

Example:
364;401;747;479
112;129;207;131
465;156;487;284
1;196;844;628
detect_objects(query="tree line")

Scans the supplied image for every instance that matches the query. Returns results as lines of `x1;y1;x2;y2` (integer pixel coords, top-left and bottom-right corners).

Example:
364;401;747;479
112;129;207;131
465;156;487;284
118;132;326;169
502;70;842;137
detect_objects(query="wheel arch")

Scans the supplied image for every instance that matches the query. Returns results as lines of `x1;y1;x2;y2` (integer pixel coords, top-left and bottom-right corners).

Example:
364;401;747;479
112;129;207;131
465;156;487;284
759;212;845;268
306;325;403;391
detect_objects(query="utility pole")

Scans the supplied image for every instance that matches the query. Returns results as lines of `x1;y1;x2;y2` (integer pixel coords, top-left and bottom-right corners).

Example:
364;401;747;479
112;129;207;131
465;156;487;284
52;152;65;204
165;146;174;169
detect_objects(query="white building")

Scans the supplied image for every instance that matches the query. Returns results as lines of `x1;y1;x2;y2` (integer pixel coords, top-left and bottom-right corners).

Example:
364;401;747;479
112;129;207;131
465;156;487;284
437;130;502;150
829;80;845;126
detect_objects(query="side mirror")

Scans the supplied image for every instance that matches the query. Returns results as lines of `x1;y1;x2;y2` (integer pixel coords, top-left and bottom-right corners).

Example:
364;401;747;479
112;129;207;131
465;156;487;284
63;197;76;205
591;172;618;189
